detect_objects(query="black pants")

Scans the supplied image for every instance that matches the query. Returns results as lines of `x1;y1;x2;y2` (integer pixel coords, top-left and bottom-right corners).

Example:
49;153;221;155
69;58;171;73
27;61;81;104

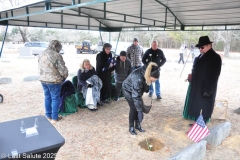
99;73;112;101
115;82;122;97
126;100;138;126
178;53;184;64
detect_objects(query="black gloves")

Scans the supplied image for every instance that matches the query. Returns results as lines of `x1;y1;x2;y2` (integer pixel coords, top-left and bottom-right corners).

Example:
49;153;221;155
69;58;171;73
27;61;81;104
138;111;144;123
87;84;93;88
203;92;210;97
143;83;149;93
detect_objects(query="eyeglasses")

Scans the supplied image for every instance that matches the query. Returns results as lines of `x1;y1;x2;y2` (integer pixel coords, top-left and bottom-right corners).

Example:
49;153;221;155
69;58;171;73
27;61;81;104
199;46;205;49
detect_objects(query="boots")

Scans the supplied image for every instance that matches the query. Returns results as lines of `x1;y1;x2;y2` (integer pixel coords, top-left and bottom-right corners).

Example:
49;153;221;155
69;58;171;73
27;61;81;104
135;120;145;132
129;124;137;135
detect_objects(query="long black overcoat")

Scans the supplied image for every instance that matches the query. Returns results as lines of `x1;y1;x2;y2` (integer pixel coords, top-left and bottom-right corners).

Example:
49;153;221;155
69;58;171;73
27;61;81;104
96;51;114;96
188;48;222;119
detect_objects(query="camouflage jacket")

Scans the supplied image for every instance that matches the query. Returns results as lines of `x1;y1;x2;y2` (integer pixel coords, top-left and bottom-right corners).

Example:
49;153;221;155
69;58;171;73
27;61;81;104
38;48;68;84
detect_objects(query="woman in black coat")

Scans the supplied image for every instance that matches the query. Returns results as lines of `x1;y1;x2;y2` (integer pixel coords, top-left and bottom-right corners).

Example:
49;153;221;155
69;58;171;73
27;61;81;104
122;62;160;135
96;43;115;103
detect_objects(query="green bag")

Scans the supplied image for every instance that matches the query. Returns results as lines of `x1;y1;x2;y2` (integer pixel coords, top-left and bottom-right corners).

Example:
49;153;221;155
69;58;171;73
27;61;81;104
59;94;78;116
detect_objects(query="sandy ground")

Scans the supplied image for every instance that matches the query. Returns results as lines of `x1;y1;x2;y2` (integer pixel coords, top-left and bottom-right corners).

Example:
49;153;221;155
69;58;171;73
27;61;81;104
0;46;240;160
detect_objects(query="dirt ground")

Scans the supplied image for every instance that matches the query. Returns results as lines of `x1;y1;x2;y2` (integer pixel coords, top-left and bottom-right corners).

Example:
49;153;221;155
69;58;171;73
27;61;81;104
0;46;240;160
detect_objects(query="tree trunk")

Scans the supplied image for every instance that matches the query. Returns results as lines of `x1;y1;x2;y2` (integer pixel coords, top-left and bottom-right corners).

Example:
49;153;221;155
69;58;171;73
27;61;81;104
224;44;230;57
18;27;28;43
223;31;232;57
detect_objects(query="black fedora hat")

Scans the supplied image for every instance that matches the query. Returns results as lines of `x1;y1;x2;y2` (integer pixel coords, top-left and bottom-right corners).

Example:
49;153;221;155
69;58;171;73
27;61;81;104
195;36;213;47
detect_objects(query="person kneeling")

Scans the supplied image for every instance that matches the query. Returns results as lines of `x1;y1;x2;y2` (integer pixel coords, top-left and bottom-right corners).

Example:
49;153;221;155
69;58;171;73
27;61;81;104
77;59;102;111
114;51;132;101
122;62;160;135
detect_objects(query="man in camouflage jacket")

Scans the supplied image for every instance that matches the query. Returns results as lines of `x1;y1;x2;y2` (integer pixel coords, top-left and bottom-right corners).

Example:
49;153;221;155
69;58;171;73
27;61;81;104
38;40;68;123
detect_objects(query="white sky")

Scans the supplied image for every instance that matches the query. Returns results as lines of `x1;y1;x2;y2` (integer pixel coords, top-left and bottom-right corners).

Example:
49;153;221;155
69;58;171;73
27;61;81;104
0;0;42;10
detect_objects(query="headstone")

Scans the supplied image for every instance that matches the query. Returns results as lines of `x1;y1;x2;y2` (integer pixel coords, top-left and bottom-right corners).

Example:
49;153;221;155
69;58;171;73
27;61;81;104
23;76;39;82
169;140;207;160
19;47;33;57
203;122;231;146
1;60;10;63
0;77;12;84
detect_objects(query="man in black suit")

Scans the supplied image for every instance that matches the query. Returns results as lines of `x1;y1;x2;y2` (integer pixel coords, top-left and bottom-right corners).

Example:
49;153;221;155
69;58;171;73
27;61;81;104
183;36;222;123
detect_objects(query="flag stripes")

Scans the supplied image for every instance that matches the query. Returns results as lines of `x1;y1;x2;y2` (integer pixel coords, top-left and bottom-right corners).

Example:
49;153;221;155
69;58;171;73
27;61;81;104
187;114;210;142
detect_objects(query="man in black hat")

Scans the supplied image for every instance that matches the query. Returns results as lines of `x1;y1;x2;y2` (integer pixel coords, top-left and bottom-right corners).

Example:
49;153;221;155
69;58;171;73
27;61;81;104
127;38;144;71
183;36;222;123
114;51;132;101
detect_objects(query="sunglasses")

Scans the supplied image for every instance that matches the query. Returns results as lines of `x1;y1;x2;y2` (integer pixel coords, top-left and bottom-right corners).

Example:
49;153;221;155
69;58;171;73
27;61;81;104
199;46;205;49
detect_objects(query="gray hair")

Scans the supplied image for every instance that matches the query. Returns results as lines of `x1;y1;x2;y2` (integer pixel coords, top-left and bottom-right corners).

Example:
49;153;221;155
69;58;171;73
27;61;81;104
152;40;158;45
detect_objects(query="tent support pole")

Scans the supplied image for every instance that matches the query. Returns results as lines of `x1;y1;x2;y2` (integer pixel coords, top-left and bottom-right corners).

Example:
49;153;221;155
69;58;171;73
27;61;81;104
0;25;8;58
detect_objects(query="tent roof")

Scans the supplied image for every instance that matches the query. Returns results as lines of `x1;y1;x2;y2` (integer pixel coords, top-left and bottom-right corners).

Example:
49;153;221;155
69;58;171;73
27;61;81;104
1;0;240;31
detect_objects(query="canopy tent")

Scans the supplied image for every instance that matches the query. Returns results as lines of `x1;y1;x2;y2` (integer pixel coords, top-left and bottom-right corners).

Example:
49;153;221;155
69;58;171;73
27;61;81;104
1;0;240;56
1;0;240;32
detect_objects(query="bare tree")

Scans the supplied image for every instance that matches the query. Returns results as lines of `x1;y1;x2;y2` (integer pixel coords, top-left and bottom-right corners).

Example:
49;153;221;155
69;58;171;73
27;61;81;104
213;26;240;57
145;31;160;47
0;0;31;43
0;0;7;9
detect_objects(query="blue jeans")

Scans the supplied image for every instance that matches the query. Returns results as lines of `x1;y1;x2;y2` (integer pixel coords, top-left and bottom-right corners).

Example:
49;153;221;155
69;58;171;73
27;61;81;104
41;83;61;120
149;78;160;96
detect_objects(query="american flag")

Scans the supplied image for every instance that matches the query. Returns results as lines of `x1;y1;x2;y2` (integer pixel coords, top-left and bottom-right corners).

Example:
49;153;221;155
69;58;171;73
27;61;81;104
187;114;210;142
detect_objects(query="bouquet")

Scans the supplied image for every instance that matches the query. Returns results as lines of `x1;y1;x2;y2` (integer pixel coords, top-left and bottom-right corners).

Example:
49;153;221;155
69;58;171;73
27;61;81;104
102;57;116;72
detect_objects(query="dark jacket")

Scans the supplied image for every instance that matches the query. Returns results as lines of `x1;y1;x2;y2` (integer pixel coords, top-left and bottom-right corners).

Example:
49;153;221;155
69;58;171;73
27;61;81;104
77;67;96;91
114;56;132;83
142;48;166;67
122;62;157;112
59;80;76;112
188;48;222;119
96;51;114;95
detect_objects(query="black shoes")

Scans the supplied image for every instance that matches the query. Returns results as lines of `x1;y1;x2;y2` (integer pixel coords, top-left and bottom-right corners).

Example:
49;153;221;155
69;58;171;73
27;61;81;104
114;97;119;101
102;99;111;104
129;126;137;135
97;101;104;106
129;121;145;135
148;93;153;97
157;95;162;100
149;93;162;99
135;121;145;132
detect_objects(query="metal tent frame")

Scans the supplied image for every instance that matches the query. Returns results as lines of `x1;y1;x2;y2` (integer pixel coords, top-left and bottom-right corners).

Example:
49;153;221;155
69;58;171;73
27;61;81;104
1;0;240;56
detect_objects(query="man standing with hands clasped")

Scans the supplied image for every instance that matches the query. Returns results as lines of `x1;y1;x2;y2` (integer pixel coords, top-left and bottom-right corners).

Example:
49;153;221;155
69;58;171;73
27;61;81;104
183;36;222;124
142;40;166;100
127;38;144;71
